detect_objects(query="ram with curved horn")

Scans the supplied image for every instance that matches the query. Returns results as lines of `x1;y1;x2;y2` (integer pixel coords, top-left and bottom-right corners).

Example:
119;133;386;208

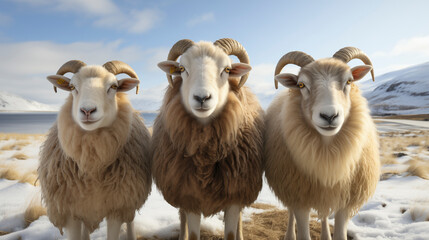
39;60;152;240
153;38;264;240
265;47;379;240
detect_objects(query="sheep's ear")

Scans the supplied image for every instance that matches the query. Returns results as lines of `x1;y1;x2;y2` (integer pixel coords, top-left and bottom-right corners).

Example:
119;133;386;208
158;60;181;76
275;73;299;89
118;78;140;93
229;63;252;78
351;65;372;81
47;75;72;92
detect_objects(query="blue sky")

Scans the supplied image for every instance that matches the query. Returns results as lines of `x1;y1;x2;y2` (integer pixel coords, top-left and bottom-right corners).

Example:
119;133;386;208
1;0;429;110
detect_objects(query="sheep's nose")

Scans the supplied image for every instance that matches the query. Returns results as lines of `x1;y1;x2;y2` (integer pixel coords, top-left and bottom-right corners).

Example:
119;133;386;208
193;94;211;104
80;107;97;117
320;113;338;124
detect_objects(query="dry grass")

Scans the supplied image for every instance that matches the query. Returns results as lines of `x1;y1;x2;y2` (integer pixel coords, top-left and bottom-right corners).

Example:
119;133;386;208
376;114;429;121
379;130;429;180
19;171;39;186
0;167;21;181
0;133;44;141
11;152;29;160
0;165;38;185
0;231;10;236
1;141;31;151
137;206;353;240
405;159;429;180
409;206;429;222
24;203;47;227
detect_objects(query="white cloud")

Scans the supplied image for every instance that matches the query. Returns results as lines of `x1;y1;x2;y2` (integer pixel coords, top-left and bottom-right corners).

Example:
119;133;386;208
0;40;168;107
187;12;214;27
13;0;161;34
373;35;429;57
128;9;162;34
54;0;118;15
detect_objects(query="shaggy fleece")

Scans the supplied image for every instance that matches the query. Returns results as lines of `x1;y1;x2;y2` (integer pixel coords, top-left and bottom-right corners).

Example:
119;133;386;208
264;86;380;218
38;93;151;233
152;79;264;216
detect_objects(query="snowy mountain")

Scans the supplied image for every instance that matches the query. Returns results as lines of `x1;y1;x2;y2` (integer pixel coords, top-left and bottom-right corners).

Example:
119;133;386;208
0;91;58;112
359;62;429;115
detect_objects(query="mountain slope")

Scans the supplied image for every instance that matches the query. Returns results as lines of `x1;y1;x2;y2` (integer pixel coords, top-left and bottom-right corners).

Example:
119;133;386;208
359;62;429;115
0;91;57;112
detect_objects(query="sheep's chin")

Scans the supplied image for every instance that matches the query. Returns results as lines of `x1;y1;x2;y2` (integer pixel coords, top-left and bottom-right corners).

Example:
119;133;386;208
78;120;103;131
191;108;216;122
314;123;343;137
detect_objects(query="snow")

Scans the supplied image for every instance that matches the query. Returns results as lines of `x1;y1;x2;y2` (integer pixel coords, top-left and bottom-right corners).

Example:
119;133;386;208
359;61;429;115
1;122;429;239
0;91;58;112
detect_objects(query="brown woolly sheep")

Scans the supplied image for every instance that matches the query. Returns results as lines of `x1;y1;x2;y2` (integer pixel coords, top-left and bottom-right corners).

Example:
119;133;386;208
152;38;264;240
38;60;151;240
264;48;380;240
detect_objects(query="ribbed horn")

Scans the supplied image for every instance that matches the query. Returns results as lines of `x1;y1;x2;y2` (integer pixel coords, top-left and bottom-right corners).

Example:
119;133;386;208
333;47;375;82
274;51;314;89
103;60;140;94
166;39;195;86
54;60;86;93
214;38;250;88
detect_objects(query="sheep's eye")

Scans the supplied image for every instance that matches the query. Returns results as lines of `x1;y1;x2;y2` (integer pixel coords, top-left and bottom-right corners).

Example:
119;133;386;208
110;84;118;90
347;79;352;85
179;66;185;72
70;84;75;90
225;67;231;73
297;82;305;88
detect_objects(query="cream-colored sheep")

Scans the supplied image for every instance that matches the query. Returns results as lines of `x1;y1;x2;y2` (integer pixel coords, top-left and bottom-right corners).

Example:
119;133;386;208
152;38;264;240
264;47;380;240
38;60;151;240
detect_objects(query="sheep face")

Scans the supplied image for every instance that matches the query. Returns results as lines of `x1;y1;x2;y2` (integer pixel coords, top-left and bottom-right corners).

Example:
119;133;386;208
159;41;251;123
47;66;139;131
276;58;372;136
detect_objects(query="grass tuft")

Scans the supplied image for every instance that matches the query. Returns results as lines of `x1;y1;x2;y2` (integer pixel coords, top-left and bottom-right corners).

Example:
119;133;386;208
24;204;47;227
11;152;29;160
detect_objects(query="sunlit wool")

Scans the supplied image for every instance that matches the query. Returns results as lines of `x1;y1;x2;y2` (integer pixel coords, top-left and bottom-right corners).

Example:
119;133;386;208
264;85;380;218
38;93;151;233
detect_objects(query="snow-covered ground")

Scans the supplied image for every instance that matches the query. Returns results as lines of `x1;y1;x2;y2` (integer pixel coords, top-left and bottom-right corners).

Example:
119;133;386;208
1;120;429;239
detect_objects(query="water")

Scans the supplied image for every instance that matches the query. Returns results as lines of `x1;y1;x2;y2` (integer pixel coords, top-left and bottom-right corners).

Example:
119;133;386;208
0;112;158;134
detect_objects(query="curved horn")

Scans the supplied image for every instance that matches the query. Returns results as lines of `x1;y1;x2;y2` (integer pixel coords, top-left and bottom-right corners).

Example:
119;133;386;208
333;47;375;82
214;38;250;88
54;60;86;93
103;60;140;94
274;51;314;89
166;39;195;86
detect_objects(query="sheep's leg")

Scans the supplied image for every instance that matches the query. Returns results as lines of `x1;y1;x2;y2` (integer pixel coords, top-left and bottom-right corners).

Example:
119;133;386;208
224;204;241;240
126;221;136;240
81;223;90;240
179;209;188;240
333;209;350;240
65;217;81;240
293;208;311;240
236;211;243;240
186;211;201;240
107;217;122;240
284;207;296;240
321;216;332;240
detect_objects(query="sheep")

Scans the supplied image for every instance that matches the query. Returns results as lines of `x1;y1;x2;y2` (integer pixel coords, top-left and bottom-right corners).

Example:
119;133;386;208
38;60;152;240
264;47;380;240
152;38;264;240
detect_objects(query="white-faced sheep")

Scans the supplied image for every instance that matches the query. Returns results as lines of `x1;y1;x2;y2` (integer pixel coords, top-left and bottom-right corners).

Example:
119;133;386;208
152;38;264;240
38;60;151;240
264;47;380;240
